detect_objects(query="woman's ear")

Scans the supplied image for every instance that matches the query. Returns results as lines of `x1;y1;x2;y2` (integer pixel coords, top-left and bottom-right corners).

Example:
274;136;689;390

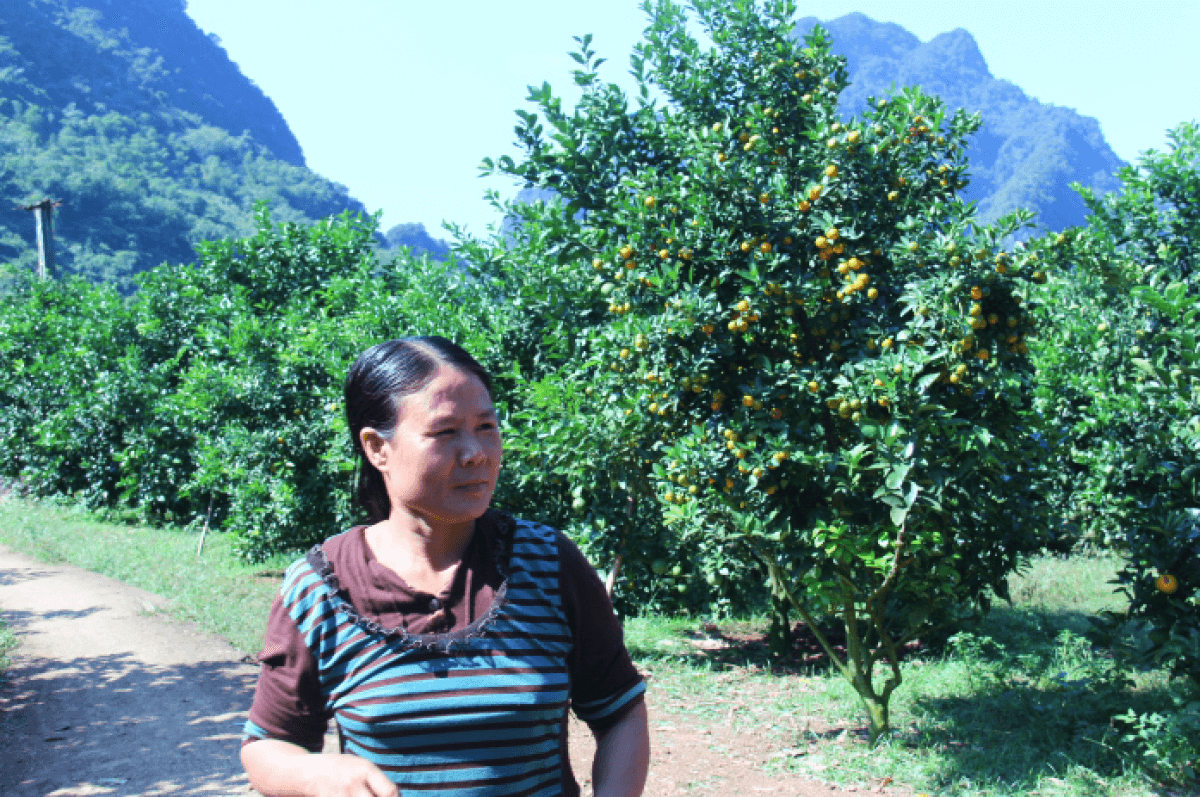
359;428;390;472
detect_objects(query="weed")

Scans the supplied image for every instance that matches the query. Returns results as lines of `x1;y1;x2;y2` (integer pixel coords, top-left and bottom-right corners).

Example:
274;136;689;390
0;617;17;679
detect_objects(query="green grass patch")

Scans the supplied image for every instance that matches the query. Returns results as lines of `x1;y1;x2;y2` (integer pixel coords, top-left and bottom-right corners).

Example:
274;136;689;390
0;497;293;654
623;555;1196;796
0;615;17;678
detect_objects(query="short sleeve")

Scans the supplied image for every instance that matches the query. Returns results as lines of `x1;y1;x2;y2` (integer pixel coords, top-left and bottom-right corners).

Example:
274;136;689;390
558;533;646;733
241;595;330;752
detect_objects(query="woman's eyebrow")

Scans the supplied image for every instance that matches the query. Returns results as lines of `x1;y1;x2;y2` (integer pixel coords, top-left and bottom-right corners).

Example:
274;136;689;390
427;407;498;424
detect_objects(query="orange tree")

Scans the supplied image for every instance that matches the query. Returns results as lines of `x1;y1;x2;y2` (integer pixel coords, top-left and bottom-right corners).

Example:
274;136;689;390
464;0;1048;741
0;208;502;562
1029;124;1199;702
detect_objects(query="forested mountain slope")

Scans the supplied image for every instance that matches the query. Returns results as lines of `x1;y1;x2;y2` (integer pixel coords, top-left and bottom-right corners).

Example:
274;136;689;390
797;14;1124;232
0;0;366;288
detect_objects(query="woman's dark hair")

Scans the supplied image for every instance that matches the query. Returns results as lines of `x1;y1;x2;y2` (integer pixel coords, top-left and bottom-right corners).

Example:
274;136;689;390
345;336;494;523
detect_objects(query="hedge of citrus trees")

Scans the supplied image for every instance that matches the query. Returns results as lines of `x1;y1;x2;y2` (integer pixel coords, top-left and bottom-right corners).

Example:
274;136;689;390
1026;124;1199;773
0;208;502;561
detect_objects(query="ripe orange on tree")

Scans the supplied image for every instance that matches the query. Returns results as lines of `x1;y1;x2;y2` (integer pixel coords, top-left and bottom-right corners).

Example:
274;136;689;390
1155;574;1179;594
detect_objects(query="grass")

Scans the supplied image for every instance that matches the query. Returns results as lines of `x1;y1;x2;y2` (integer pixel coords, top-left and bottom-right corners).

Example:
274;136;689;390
0;615;17;678
0;496;293;654
1;496;1195;795
622;554;1197;796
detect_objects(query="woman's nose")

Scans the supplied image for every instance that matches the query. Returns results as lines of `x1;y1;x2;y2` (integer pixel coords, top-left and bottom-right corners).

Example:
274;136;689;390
460;436;487;465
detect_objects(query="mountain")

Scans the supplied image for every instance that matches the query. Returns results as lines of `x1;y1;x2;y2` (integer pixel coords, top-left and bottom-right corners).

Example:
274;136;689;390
795;14;1124;232
382;223;450;261
0;0;367;289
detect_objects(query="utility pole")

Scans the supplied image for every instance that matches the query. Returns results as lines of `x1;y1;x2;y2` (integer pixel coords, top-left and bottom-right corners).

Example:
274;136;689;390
19;198;60;279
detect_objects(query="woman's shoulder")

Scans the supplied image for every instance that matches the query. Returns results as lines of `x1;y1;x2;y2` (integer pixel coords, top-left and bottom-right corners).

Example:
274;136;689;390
495;512;598;580
277;526;365;606
493;511;576;557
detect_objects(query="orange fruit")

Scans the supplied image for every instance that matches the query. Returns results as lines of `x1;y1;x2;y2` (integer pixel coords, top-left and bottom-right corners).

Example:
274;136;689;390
1156;574;1179;594
644;196;656;209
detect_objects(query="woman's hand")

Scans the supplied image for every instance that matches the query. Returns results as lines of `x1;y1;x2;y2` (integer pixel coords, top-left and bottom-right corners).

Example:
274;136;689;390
241;739;399;797
591;700;650;797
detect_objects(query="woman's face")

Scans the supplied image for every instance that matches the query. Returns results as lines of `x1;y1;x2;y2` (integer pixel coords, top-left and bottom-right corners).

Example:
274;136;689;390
367;364;502;531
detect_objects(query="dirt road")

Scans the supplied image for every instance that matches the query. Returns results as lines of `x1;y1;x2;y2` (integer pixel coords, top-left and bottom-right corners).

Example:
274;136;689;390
0;544;883;796
0;545;262;796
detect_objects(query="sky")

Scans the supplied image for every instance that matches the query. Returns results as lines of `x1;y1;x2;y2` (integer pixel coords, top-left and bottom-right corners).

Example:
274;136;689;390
184;0;1200;240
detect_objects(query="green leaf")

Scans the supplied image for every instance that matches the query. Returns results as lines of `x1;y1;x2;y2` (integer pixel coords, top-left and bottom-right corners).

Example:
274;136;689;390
885;464;910;491
1131;358;1158;377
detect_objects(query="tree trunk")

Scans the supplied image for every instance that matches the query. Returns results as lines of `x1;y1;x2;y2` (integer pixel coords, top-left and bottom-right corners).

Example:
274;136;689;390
767;592;791;658
860;693;890;745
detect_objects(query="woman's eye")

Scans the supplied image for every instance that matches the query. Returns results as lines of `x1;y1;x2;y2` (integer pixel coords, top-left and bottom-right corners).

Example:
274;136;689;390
435;428;457;436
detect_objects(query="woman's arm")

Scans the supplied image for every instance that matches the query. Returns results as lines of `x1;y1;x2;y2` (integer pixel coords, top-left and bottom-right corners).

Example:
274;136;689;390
591;700;650;797
241;739;398;797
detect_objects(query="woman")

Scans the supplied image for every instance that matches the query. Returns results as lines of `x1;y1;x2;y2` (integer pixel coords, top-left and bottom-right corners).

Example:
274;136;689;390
240;336;650;797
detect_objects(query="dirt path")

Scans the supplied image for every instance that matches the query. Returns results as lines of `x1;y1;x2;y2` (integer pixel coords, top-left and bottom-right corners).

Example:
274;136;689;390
0;545;889;797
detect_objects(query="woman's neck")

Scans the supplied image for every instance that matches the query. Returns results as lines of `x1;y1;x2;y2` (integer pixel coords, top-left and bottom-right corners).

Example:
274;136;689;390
366;513;476;594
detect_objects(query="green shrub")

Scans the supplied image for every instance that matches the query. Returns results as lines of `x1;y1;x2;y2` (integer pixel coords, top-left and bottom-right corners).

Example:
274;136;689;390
0;207;504;560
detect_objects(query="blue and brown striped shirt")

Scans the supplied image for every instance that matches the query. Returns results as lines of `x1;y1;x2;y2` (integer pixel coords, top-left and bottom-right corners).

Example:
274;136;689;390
243;511;645;796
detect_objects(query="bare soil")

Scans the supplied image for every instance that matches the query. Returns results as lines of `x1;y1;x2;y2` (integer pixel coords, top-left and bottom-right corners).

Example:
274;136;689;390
0;545;904;796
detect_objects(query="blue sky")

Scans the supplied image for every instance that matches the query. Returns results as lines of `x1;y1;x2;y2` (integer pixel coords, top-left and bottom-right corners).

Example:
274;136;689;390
184;0;1200;239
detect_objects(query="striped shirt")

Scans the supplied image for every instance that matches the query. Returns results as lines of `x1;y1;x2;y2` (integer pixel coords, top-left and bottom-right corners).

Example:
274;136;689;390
243;512;645;796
